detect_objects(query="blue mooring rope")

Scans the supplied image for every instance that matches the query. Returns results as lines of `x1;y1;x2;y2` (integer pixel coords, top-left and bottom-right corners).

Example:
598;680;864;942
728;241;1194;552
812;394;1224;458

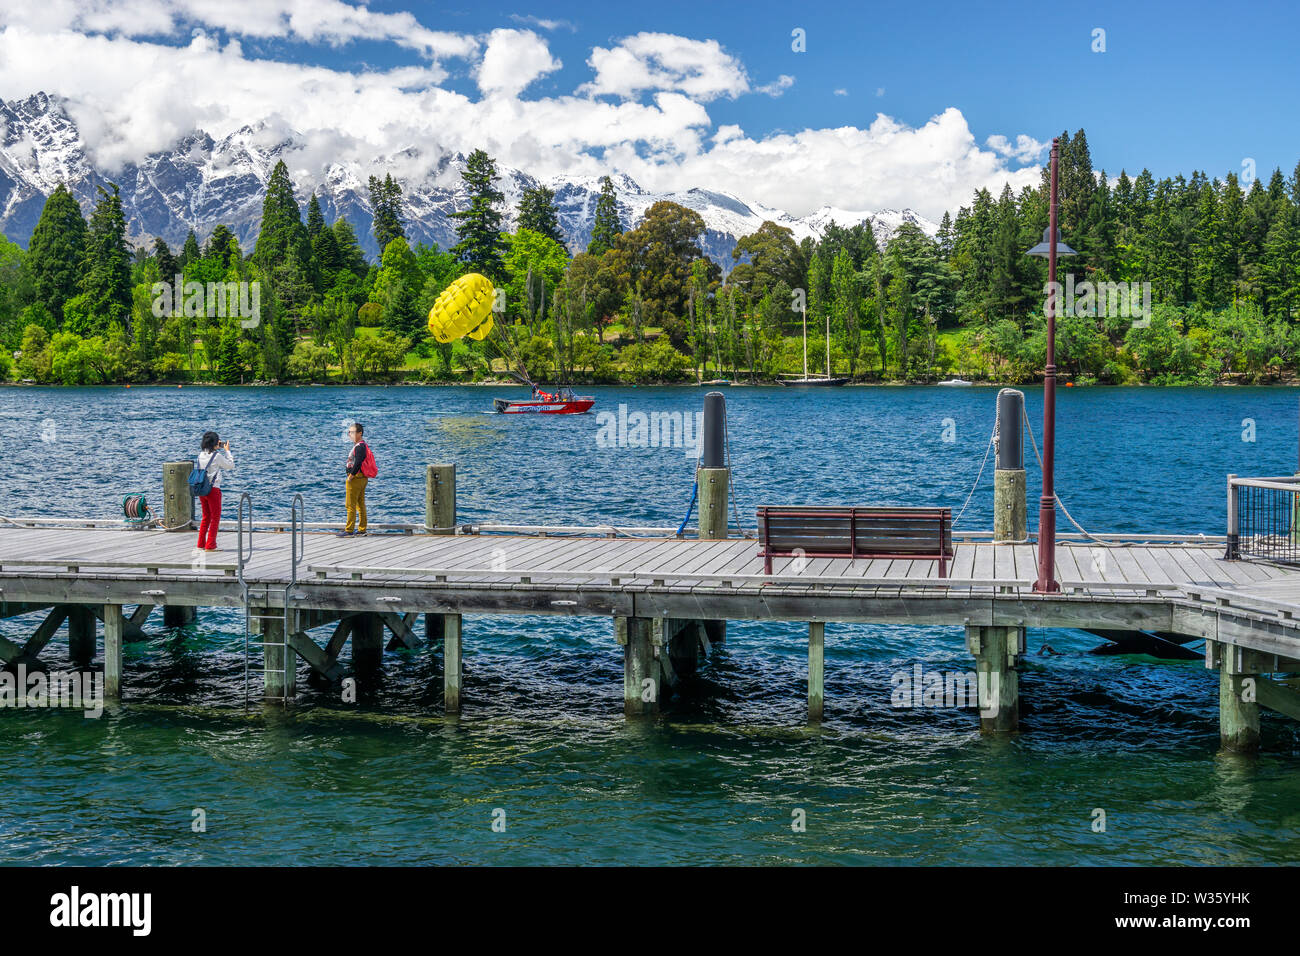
676;478;698;536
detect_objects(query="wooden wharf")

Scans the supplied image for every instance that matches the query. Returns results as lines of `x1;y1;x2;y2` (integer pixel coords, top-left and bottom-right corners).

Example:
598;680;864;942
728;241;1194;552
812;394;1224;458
5;394;1300;753
2;515;1300;751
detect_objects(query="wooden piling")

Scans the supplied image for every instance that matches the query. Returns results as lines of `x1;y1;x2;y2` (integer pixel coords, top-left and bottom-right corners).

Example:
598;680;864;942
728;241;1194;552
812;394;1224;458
163;604;196;628
1216;642;1261;752
67;605;96;665
103;604;124;699
808;621;825;721
443;613;462;714
351;613;384;672
967;625;1022;732
703;619;726;646
425;464;456;534
663;619;701;680
162;462;194;531
696;468;730;540
619;616;659;717
262;615;292;702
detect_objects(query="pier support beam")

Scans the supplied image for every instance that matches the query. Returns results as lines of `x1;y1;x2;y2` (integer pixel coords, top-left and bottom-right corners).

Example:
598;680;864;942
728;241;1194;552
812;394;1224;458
351;613;384;672
967;625;1023;733
1213;641;1261;753
382;612;420;651
163;605;196;628
425;613;447;642
706;620;726;646
425;464;456;534
809;621;824;721
125;604;153;641
162;461;194;531
67;606;97;665
664;619;702;680
261;615;294;702
443;613;462;714
104;604;124;699
1220;668;1260;753
10;605;70;663
618;617;659;717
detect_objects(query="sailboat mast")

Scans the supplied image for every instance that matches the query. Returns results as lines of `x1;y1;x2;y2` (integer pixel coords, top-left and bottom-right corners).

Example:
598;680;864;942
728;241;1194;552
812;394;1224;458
825;309;831;378
802;302;809;380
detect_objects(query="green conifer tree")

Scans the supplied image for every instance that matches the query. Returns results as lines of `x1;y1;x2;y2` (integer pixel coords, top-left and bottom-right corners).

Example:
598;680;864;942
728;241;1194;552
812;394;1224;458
24;183;87;324
450;149;507;279
517;186;565;245
587;176;622;256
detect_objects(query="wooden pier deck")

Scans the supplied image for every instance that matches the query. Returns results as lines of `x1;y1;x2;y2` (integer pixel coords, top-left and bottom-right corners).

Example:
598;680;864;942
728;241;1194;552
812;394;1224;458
4;521;1300;748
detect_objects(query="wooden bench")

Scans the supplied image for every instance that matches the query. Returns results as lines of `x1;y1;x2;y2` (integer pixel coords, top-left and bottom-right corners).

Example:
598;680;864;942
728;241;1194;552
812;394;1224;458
757;506;953;576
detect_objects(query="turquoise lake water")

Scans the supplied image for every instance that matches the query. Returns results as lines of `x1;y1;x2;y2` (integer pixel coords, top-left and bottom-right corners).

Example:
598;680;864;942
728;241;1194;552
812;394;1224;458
1;384;1299;865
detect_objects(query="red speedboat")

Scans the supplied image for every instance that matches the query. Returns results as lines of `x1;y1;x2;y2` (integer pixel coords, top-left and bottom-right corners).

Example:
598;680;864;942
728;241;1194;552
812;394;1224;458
494;386;595;414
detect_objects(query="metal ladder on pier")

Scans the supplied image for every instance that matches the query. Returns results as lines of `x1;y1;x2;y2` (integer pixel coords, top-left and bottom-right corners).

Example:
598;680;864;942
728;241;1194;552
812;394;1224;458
239;494;305;708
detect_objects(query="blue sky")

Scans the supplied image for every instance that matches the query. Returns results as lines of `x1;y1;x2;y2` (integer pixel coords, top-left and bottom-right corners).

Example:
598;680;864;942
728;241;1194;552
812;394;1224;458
246;0;1300;183
1;0;1295;220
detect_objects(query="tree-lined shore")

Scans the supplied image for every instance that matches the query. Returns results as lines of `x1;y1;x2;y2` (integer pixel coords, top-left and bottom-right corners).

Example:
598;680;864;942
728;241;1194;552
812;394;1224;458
1;129;1297;387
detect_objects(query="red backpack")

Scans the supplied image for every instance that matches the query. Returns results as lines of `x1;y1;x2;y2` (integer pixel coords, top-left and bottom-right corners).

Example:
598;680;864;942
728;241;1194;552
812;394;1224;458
360;443;378;478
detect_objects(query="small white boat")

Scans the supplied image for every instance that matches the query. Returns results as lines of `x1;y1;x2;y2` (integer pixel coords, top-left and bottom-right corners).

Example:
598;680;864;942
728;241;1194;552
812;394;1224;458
937;378;973;386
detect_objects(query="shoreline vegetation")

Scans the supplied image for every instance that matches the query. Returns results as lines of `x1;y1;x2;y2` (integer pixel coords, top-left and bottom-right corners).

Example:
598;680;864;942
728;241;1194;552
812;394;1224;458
2;130;1298;390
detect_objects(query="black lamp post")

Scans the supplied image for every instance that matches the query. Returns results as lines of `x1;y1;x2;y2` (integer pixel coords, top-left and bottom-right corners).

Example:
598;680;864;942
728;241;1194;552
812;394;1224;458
1025;137;1077;593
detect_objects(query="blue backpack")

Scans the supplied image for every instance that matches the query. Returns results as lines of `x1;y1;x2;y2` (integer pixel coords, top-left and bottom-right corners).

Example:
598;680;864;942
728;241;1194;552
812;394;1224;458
188;456;215;497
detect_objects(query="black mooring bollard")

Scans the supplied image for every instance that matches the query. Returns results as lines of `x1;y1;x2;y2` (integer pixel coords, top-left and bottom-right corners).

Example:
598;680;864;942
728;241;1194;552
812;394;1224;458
994;388;1026;542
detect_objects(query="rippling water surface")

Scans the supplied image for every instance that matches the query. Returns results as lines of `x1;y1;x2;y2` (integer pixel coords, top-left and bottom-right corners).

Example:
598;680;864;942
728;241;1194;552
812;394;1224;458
1;384;1298;865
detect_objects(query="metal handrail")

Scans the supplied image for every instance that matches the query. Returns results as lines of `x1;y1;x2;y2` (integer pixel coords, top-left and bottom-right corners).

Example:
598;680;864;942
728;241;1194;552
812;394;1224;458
236;493;253;585
1228;476;1300;493
289;493;304;588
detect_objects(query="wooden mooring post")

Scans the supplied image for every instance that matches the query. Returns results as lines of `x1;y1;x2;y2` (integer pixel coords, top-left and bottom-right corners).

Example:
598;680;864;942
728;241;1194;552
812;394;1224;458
696;391;730;541
162;461;193;531
423;464;461;675
993;388;1027;543
425;464;456;534
692;392;728;643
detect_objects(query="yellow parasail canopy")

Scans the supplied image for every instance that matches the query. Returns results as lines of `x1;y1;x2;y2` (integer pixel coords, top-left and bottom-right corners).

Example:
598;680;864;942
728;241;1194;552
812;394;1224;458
427;273;495;343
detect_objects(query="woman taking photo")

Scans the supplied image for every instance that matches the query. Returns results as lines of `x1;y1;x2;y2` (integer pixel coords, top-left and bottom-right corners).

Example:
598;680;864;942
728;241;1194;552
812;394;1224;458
196;431;235;551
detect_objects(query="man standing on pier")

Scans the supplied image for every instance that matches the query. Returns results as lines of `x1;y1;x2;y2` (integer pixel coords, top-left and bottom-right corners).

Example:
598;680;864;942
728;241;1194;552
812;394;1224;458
340;422;375;537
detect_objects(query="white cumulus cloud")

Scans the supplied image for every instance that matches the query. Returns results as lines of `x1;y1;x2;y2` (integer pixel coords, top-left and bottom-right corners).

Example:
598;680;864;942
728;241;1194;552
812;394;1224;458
581;32;755;101
986;133;1048;163
475;28;561;97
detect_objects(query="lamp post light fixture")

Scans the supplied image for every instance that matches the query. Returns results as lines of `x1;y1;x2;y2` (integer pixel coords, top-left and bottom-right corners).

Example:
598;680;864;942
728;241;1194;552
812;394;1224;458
1025;137;1078;594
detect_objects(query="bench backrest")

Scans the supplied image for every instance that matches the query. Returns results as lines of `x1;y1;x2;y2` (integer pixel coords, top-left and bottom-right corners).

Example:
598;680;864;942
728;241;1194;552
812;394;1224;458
757;506;952;557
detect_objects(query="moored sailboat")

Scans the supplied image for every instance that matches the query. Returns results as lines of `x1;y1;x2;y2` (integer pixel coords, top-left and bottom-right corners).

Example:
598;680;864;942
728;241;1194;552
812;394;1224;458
778;300;848;386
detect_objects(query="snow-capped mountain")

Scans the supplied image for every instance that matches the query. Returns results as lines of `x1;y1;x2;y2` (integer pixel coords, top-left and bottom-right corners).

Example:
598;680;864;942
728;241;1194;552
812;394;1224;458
0;92;937;266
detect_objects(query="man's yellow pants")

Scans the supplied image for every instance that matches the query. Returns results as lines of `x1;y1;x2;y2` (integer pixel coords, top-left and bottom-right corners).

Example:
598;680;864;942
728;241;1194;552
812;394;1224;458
345;474;368;533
